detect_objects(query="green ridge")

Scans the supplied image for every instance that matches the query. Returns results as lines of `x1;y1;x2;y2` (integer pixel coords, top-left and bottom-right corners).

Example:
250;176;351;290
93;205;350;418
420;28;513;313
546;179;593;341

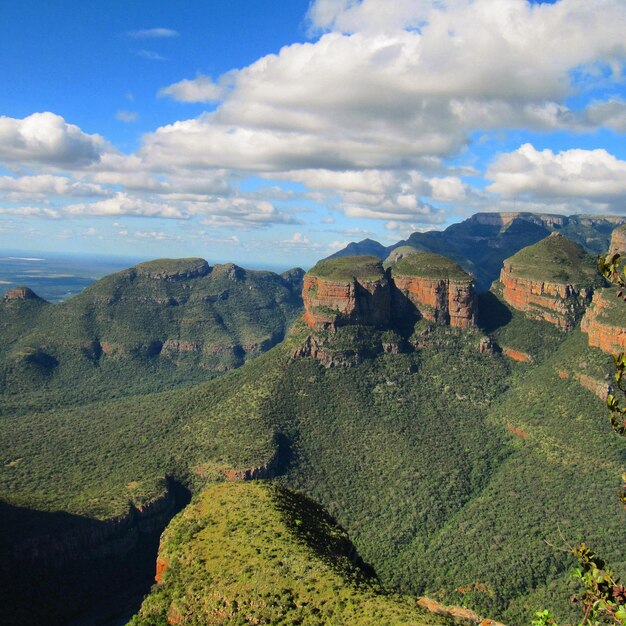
504;234;603;285
130;482;453;626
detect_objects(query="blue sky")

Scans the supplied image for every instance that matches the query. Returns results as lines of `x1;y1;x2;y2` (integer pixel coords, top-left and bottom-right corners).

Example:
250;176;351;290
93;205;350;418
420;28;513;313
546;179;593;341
1;0;625;268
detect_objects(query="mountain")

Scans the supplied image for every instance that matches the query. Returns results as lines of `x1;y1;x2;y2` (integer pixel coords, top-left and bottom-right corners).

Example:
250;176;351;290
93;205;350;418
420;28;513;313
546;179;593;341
495;233;604;329
2;241;626;625
329;212;626;291
0;258;303;414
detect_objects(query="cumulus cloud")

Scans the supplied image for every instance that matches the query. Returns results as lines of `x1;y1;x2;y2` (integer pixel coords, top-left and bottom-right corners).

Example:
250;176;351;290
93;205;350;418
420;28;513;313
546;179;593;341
159;75;224;103
0;112;109;168
64;193;186;219
0;175;108;198
147;0;626;177
196;198;301;230
486;144;626;209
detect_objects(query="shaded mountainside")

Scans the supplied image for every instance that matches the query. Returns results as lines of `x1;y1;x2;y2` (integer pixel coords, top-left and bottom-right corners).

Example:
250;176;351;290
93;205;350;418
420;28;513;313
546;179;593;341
496;234;604;329
0;257;304;414
329;212;626;291
131;482;464;626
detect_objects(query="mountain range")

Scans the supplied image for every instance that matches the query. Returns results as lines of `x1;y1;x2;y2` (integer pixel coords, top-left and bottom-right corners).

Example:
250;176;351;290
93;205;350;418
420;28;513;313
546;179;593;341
2;214;626;626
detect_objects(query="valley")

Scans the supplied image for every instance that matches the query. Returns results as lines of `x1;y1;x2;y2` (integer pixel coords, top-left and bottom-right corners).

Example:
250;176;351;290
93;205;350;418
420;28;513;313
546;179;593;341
1;214;626;625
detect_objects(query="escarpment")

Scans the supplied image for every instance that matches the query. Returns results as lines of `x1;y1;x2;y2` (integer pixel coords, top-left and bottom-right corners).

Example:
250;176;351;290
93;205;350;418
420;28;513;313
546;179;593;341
581;288;626;353
302;253;477;331
302;256;391;329
390;253;477;328
609;224;626;256
498;234;603;329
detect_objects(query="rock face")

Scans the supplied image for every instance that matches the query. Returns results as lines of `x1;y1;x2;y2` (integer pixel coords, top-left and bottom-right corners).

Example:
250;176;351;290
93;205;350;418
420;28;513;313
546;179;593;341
302;256;391;329
390;252;477;328
581;288;626;353
498;234;602;329
609;224;626;256
302;253;477;331
2;286;42;301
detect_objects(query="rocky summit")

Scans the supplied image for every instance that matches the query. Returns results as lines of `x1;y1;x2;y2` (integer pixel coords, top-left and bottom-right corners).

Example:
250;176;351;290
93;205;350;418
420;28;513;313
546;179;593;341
497;233;603;330
302;253;477;331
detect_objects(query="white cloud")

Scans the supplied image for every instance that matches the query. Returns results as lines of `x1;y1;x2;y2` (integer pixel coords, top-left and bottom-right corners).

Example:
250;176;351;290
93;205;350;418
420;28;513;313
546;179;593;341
159;75;224;103
116;110;139;123
486;143;626;209
196;197;300;230
126;28;179;39
64;192;186;219
583;99;626;132
0;206;60;218
0;112;109;168
0;175;108;198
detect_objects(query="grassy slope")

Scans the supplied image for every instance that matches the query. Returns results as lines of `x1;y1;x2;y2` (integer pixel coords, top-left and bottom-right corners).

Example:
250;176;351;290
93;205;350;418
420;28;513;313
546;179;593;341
504;235;603;285
130;482;454;626
307;255;386;282
391;251;471;280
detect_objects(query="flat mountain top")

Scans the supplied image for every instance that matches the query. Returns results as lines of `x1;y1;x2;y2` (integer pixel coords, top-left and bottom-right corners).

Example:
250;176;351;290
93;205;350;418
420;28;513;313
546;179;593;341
503;233;602;285
307;255;386;282
131;481;453;626
391;251;470;280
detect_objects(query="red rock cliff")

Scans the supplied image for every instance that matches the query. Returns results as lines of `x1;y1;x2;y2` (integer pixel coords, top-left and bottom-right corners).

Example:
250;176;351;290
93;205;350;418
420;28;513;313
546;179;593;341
302;257;391;329
392;275;476;328
581;288;626;353
499;266;594;329
302;253;477;330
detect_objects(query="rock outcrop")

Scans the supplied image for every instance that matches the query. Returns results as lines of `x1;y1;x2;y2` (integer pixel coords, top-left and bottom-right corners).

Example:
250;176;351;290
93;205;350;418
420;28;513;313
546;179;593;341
302;253;477;331
609;224;626;256
498;234;602;329
391;252;477;328
2;286;42;302
133;258;211;281
302;256;391;329
581;288;626;353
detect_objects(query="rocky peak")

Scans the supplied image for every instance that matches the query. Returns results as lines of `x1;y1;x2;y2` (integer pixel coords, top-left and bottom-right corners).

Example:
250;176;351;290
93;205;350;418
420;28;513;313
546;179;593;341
581;288;626;353
498;234;603;329
2;286;42;302
302;253;477;331
133;258;211;281
390;252;477;328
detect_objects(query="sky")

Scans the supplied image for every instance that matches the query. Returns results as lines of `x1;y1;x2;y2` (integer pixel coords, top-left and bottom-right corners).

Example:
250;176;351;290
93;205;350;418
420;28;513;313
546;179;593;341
1;0;626;269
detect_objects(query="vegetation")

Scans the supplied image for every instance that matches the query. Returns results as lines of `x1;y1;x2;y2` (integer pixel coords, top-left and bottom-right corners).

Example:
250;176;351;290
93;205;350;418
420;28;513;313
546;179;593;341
307;255;386;282
130;482;455;626
391;251;470;280
3;249;626;625
504;235;603;286
0;258;303;414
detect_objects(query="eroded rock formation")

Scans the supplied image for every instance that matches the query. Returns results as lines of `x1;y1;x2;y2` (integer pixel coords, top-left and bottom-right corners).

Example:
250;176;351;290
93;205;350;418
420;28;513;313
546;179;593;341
581;288;626;354
498;234;600;329
302;253;477;331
